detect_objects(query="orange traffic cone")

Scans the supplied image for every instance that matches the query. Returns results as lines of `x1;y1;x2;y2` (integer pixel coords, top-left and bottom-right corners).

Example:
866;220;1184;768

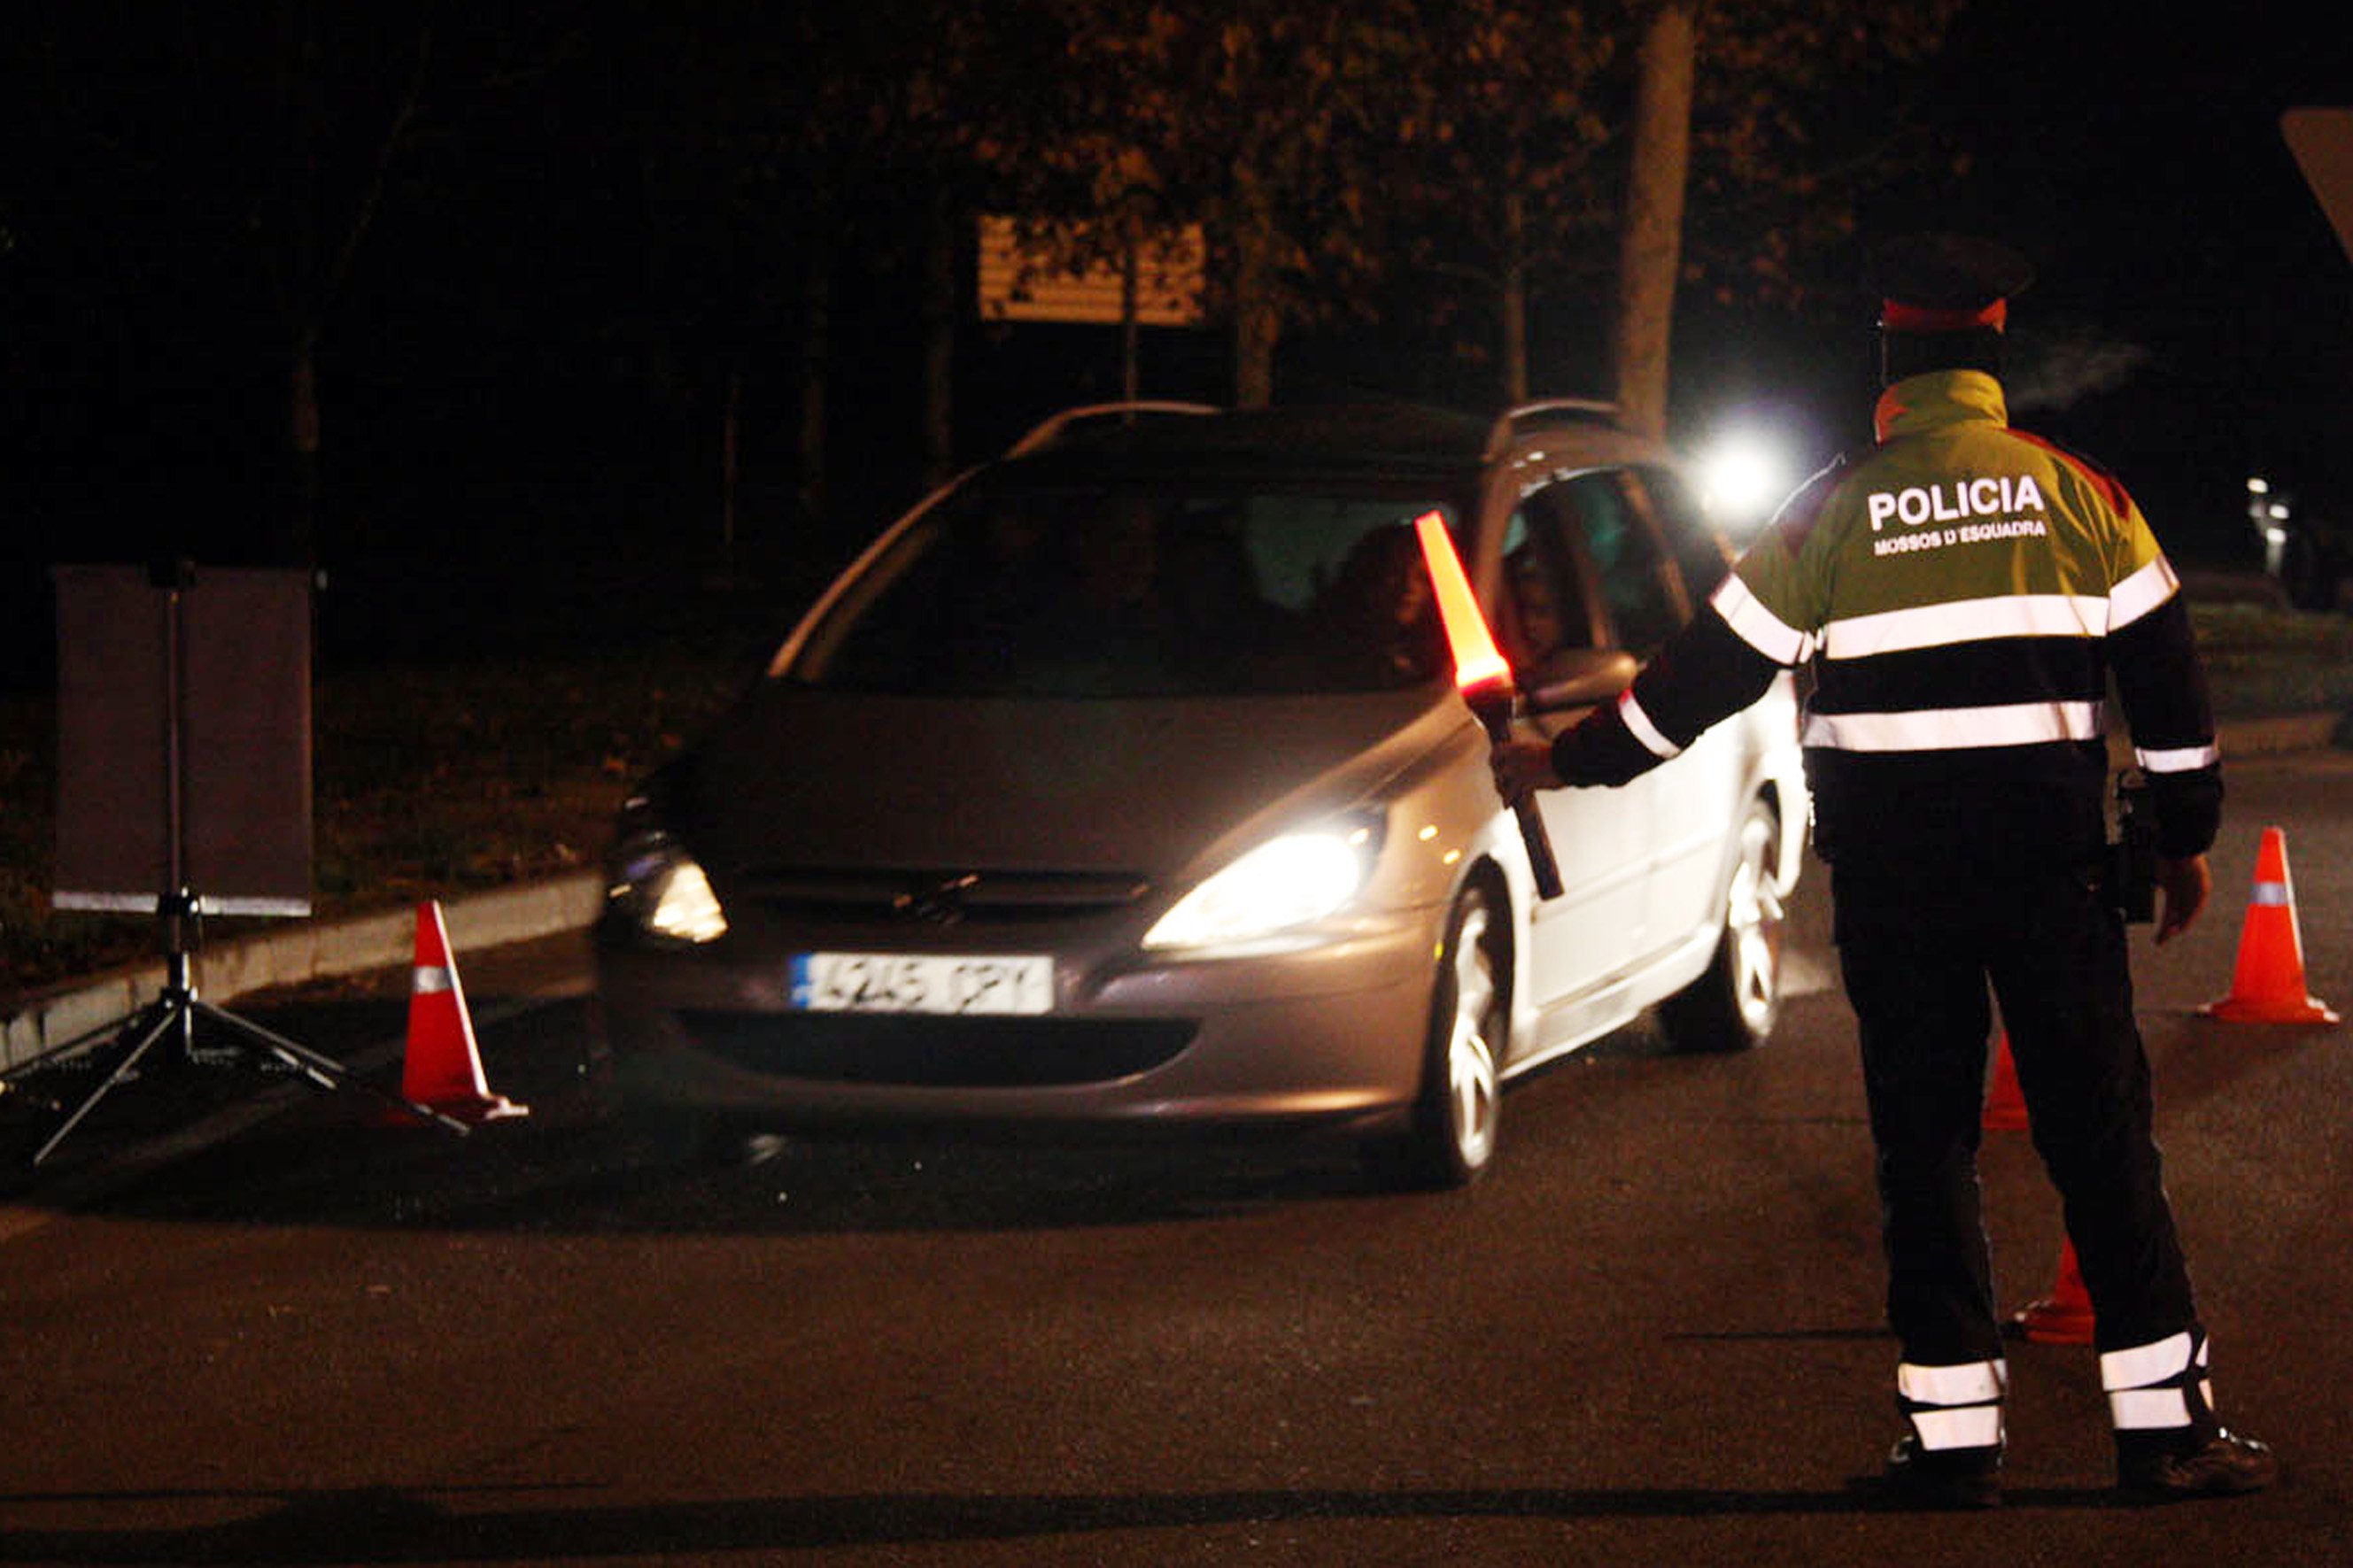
2008;1237;2095;1347
395;900;529;1124
2203;827;2339;1024
1982;1030;2028;1132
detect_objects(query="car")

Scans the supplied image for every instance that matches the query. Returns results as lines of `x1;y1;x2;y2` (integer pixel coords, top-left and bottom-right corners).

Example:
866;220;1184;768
592;398;1807;1186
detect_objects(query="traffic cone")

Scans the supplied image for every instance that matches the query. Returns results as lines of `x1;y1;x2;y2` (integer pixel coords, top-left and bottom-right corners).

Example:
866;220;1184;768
2202;827;2340;1024
1982;1030;2028;1132
393;900;529;1124
2008;1237;2095;1347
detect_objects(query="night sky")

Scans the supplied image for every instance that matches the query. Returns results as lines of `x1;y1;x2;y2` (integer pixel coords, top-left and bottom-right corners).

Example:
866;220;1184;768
1856;1;2353;558
3;3;2349;679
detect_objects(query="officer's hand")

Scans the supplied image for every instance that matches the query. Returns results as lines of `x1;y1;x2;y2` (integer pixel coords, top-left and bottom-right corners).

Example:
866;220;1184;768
1489;738;1561;803
2154;853;2211;945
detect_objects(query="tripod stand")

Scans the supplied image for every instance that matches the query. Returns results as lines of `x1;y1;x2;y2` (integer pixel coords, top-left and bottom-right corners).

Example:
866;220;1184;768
14;563;468;1167
24;892;468;1167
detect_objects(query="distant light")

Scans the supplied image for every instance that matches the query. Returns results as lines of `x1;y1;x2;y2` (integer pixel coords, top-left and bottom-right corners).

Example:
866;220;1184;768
1696;431;1797;532
2247;475;2272;496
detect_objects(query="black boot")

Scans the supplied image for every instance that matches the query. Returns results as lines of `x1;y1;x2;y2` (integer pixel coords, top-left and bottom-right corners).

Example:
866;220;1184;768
2104;1328;2278;1499
2117;1429;2279;1500
1874;1433;2002;1510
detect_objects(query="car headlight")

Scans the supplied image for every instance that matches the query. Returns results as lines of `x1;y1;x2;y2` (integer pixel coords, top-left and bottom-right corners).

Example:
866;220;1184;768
608;827;730;945
1142;816;1382;952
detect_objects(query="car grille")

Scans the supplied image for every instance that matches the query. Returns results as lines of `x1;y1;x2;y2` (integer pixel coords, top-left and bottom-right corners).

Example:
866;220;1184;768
676;1010;1195;1087
739;867;1151;925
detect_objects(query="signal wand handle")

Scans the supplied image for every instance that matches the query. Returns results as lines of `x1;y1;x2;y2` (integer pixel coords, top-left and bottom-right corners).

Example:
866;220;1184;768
1466;684;1563;900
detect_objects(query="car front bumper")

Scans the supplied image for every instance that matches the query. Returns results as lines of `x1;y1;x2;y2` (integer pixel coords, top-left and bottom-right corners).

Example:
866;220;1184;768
591;908;1443;1135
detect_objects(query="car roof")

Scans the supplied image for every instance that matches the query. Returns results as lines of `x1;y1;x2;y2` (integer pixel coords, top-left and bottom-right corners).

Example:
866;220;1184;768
995;400;1674;489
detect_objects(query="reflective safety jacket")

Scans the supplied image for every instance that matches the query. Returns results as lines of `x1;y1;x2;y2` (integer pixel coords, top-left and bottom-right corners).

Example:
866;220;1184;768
1552;369;2222;865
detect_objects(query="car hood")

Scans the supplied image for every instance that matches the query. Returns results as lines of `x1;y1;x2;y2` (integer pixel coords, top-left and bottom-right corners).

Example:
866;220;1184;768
664;682;1466;884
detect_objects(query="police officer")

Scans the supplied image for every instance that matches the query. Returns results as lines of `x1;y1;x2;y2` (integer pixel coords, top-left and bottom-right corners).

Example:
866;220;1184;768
1491;233;2277;1507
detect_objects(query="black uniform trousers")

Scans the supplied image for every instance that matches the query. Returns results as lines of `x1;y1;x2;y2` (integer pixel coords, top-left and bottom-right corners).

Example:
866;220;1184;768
1831;840;2199;1367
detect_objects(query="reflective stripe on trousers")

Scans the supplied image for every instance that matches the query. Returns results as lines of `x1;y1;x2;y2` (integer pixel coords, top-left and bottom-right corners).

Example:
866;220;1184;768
2102;1329;2216;1434
1899;1357;2007;1452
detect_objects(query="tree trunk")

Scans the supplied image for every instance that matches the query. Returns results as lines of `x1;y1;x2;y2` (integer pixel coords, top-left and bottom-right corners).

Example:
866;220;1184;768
1230;174;1281;409
1611;3;1697;440
1501;189;1529;406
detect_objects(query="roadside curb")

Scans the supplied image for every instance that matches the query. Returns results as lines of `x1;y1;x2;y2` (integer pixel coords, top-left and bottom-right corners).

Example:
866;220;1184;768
4;871;602;1074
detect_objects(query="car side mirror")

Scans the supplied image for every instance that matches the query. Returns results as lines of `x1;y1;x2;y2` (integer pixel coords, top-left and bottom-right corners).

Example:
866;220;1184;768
1525;648;1640;712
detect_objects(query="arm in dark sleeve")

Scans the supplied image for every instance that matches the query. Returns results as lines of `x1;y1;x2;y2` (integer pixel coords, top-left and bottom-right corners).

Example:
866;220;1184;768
1550;606;1784;788
2109;591;2224;856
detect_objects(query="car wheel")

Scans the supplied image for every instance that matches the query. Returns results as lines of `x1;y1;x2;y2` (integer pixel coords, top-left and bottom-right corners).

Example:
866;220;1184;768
1660;796;1784;1052
1377;881;1509;1189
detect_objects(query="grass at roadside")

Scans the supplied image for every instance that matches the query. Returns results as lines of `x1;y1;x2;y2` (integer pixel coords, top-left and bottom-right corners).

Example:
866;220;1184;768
4;598;2350;1004
2182;600;2353;718
2;634;758;1004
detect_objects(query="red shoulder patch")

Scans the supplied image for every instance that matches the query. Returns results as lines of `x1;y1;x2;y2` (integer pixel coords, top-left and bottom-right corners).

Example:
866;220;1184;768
2009;429;2136;518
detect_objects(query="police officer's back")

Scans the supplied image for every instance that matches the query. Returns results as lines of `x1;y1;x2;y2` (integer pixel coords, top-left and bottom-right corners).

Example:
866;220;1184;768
1491;232;2277;1505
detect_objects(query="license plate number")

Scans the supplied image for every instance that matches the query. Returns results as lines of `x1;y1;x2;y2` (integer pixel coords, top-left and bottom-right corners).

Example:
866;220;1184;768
789;953;1054;1016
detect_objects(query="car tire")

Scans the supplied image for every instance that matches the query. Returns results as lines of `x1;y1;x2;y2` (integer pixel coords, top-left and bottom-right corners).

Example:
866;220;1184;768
1375;879;1510;1190
1660;796;1784;1053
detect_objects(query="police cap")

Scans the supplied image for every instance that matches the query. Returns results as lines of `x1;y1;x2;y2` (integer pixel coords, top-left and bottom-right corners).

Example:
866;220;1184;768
1870;233;2035;332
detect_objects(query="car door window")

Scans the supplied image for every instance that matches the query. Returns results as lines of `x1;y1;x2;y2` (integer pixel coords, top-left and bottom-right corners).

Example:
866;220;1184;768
1496;506;1595;675
1627;465;1733;606
1573;471;1688;653
1517;472;1690;656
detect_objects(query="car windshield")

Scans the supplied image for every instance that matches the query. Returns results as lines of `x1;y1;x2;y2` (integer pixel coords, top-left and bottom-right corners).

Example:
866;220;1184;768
784;476;1467;697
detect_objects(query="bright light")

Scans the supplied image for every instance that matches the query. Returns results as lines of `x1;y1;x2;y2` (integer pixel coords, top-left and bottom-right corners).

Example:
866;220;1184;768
1696;431;1797;531
611;830;731;944
648;861;729;944
1142;827;1372;951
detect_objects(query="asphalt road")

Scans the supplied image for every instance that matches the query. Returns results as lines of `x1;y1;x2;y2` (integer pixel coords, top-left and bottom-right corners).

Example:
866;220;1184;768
1;753;2349;1566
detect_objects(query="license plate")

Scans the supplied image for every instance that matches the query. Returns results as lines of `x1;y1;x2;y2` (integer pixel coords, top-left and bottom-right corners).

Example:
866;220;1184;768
789;953;1055;1016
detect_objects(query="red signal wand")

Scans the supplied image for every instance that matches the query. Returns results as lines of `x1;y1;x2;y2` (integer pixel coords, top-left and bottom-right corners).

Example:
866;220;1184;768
1412;511;1564;900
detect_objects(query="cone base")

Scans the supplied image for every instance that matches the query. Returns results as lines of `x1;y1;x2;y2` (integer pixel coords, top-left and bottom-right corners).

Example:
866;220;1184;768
2202;994;2340;1025
375;1094;531;1128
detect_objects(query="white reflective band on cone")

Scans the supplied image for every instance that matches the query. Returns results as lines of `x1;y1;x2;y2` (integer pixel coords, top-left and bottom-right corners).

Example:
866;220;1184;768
1913;1405;2006;1451
2101;1332;2197;1392
1899;1359;2008;1405
414;965;456;996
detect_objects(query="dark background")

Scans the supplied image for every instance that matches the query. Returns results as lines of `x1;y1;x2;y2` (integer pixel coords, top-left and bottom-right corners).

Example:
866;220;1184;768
4;2;2349;690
